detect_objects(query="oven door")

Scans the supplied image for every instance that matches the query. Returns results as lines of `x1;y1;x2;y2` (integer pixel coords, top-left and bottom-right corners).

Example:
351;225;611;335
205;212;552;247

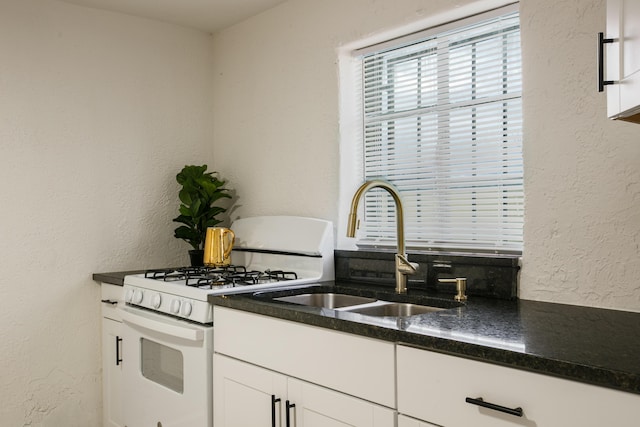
119;306;213;427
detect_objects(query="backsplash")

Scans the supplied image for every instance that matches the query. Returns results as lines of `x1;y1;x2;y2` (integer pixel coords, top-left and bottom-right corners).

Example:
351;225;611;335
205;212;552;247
334;250;520;300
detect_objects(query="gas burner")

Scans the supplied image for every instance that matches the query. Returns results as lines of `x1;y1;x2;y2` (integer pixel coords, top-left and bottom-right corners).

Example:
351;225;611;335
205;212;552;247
145;266;244;281
264;269;298;281
143;266;299;290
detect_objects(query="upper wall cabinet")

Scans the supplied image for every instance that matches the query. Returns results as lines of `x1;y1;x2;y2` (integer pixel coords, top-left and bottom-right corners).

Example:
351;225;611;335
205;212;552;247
600;0;640;123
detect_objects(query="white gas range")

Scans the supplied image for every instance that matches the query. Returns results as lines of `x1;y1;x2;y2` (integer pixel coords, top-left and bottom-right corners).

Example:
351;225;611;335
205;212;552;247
118;216;334;427
123;215;334;323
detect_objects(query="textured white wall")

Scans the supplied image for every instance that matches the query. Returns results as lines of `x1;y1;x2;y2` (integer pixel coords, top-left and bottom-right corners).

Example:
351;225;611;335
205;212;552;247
519;0;640;310
211;0;492;223
212;0;640;312
0;0;214;425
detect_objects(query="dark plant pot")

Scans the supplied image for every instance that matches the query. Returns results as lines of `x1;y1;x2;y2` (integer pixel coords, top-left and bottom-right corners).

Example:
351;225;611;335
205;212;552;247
189;249;205;267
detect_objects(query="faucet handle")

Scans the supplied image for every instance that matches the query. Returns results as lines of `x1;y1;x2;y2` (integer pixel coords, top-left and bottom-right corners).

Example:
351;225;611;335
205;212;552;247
396;254;419;275
438;277;467;302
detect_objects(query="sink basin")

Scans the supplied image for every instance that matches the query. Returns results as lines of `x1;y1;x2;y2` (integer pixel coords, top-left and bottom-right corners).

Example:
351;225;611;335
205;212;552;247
345;302;446;317
269;289;457;318
273;293;377;309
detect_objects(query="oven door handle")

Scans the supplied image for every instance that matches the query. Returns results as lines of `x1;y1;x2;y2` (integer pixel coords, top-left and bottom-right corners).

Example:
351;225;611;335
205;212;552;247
120;308;205;342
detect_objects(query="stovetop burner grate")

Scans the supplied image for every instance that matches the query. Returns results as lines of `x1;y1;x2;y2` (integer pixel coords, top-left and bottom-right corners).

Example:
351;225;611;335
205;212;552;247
144;266;298;289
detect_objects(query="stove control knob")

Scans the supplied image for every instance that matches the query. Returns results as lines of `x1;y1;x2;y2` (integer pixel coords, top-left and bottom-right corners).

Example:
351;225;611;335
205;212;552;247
151;293;162;309
181;301;193;317
132;290;144;304
170;299;181;314
125;289;134;303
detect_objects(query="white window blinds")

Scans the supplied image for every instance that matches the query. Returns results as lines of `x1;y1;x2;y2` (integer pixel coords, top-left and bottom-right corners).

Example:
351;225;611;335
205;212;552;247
356;6;523;254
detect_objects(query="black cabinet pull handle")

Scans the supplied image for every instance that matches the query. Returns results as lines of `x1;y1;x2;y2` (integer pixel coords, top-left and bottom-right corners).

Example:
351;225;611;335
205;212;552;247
285;400;295;427
465;397;523;417
115;336;123;366
598;32;617;92
101;299;118;305
271;395;281;427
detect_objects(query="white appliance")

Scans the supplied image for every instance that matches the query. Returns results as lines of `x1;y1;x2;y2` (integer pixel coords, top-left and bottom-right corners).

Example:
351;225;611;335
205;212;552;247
119;216;334;427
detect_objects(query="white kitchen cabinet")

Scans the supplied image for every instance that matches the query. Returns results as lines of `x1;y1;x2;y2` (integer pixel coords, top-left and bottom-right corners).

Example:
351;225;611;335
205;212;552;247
397;415;438;427
100;283;125;427
287;377;395;427
213;306;396;426
214;353;287;426
213;306;395;408
102;317;123;427
604;0;640;123
214;354;395;427
397;345;640;427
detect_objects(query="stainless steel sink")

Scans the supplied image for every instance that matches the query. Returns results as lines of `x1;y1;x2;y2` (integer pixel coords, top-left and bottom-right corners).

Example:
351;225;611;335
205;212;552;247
271;290;457;318
273;293;377;309
345;302;446;317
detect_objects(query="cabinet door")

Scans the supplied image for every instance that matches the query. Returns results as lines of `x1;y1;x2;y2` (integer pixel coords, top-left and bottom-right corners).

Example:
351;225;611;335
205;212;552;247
606;0;622;116
619;0;640;115
214;307;395;408
607;0;640;120
398;414;438;427
102;318;123;427
214;354;287;427
397;345;640;427
288;377;395;427
214;354;396;427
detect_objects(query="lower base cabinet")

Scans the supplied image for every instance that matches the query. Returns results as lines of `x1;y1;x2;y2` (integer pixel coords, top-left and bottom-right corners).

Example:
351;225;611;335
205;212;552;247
397;345;640;427
102;318;123;427
213;354;286;426
397;415;438;427
213;354;395;427
101;284;124;427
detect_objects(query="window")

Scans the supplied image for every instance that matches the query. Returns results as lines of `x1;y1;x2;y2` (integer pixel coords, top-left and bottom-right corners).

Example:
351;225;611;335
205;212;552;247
353;5;522;254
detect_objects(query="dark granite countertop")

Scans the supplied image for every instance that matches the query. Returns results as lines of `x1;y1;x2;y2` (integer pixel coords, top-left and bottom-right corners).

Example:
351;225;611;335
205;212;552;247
92;270;146;286
210;281;640;396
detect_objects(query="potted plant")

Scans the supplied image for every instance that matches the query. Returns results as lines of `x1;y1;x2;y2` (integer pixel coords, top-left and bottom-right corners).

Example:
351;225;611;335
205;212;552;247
173;164;231;266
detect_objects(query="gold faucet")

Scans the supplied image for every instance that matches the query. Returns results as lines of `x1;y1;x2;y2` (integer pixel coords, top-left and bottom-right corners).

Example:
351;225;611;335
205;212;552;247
346;179;418;293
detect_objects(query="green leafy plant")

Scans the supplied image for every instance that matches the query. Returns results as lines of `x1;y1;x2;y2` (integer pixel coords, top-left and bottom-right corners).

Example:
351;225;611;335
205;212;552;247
173;165;231;250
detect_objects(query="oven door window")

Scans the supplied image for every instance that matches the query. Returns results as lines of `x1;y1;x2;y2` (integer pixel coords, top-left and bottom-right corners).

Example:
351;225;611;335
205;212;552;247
140;338;184;393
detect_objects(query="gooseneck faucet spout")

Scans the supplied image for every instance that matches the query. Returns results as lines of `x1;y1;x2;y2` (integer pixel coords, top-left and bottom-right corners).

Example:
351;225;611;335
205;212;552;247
346;180;418;293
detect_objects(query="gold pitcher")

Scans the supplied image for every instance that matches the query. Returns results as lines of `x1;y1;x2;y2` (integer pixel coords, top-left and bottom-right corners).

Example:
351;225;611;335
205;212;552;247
203;227;235;267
